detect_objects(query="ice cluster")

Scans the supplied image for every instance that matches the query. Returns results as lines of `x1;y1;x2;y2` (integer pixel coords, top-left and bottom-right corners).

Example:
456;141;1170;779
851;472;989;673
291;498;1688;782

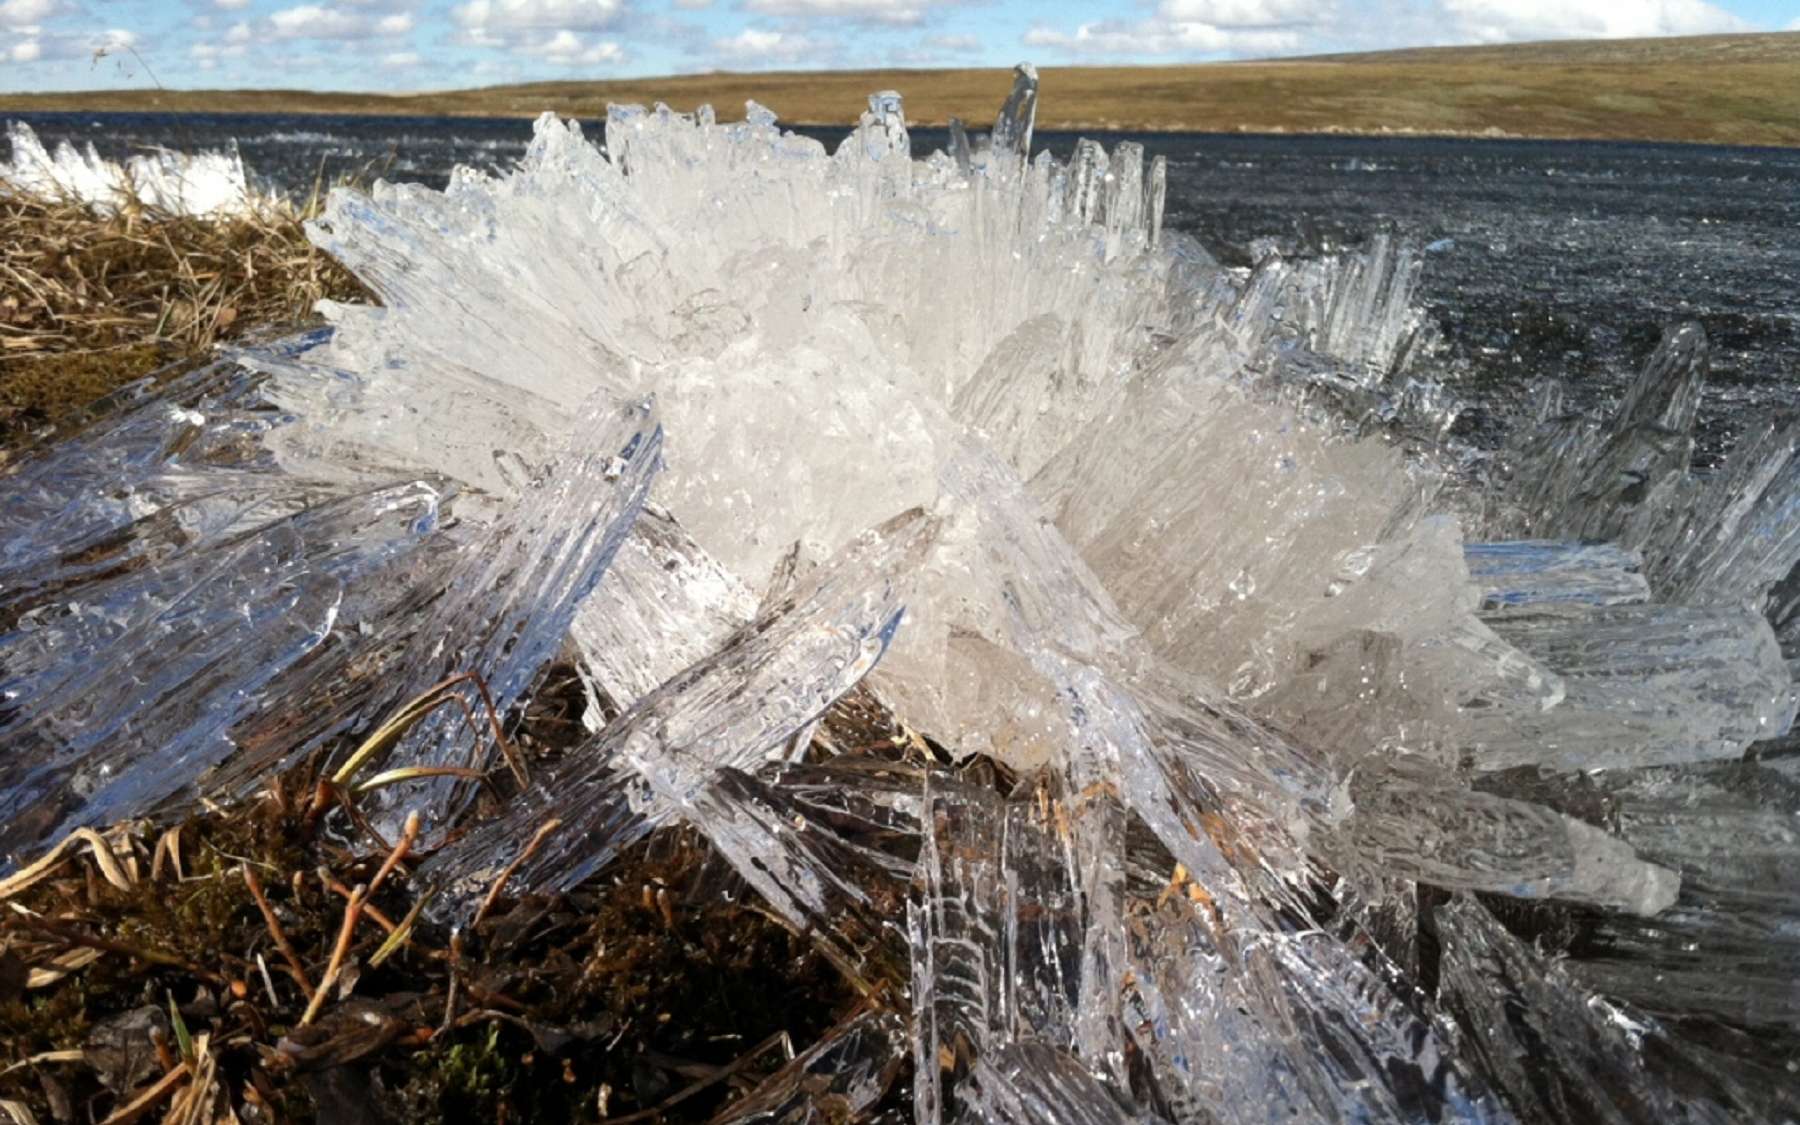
2;69;1798;1121
2;120;260;216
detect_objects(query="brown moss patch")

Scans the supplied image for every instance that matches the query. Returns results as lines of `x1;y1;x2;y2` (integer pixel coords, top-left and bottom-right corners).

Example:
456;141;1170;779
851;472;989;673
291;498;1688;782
0;188;368;447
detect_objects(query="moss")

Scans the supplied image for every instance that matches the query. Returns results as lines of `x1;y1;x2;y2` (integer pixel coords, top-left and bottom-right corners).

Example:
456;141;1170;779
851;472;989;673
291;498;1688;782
418;1024;517;1121
0;345;173;440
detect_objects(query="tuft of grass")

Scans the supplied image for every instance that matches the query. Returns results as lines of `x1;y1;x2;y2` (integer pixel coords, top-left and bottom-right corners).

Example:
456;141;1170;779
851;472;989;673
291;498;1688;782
0;184;368;446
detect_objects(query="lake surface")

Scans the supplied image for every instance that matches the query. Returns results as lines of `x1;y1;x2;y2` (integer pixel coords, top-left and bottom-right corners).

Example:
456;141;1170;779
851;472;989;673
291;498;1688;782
13;110;1798;461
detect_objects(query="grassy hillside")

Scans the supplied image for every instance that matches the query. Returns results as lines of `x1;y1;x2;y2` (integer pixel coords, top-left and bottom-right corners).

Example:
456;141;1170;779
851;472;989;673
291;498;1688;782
3;32;1798;146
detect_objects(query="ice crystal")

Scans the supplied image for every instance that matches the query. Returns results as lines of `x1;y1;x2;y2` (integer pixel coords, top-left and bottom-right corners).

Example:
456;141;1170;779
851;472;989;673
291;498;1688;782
3;121;261;217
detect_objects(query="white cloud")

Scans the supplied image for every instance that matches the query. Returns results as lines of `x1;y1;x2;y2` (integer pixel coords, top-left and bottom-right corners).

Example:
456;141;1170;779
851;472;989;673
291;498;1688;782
1158;0;1333;27
453;0;625;33
1440;0;1746;42
711;26;829;63
453;0;629;64
214;0;250;9
740;0;945;25
1;22;139;64
672;0;710;7
225;20;252;42
267;3;415;40
190;40;246;59
521;27;624;62
888;31;979;64
384;49;422;65
1023;0;1327;58
1020;0;1753;62
1023;19;1304;57
270;4;366;37
0;0;60;27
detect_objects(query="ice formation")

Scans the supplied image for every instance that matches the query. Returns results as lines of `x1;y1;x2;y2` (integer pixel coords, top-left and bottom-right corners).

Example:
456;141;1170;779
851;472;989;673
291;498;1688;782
2;121;260;216
2;69;1798;1121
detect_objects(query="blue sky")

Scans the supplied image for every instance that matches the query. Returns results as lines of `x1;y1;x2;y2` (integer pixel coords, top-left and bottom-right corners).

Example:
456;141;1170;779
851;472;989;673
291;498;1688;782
2;0;1796;92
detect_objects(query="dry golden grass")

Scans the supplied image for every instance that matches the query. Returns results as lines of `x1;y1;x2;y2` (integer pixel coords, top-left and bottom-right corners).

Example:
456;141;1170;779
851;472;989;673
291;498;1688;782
2;32;1798;146
0;187;366;443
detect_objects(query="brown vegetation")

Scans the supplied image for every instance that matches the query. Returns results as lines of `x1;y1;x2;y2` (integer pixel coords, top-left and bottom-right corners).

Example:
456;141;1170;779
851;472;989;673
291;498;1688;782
0;668;903;1123
0;187;366;448
2;32;1798;146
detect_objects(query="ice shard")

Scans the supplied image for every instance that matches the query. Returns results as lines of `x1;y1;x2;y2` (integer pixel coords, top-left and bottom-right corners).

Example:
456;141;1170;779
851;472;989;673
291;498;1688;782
3;121;261;217
711;1008;907;1124
1486;760;1800;1030
910;778;1105;1121
1325;756;1679;915
1434;895;1798;1124
0;477;442;855
347;396;660;821
419;509;935;901
1470;605;1794;771
990;65;1039;166
1648;411;1800;609
568;504;756;714
1463;540;1651;614
1502;322;1708;550
957;1041;1160;1125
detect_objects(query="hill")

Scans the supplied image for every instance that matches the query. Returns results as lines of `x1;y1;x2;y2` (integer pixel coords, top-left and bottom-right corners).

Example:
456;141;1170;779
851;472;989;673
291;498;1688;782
3;32;1798;147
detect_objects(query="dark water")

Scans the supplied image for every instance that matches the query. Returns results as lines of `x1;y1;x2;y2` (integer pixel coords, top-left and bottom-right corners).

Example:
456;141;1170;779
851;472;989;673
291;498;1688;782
14;111;1799;460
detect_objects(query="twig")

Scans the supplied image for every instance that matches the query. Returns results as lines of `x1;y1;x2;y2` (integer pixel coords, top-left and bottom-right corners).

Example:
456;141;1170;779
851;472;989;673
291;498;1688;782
473;817;562;928
329;673;484;788
369;889;435;967
466;671;530;789
298;884;364;1028
354;765;489;795
324;877;399;935
150;825;183;882
241;864;315;1004
255;953;279;1008
0;1050;84;1079
439;928;465;1037
96;1061;189;1125
367;810;420;896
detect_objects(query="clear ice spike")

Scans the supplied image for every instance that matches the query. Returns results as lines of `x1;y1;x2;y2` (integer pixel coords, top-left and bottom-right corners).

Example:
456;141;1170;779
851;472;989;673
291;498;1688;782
1433;894;1788;1124
1470;604;1795;771
419;509;936;903
956;1041;1165;1125
0;480;442;857
710;1008;907;1124
1463;540;1650;615
356;396;660;821
568;504;756;716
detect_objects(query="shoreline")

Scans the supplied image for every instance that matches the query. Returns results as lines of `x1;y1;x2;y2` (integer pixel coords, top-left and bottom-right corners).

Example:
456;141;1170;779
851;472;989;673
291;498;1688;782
6;106;1797;154
4;33;1799;150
